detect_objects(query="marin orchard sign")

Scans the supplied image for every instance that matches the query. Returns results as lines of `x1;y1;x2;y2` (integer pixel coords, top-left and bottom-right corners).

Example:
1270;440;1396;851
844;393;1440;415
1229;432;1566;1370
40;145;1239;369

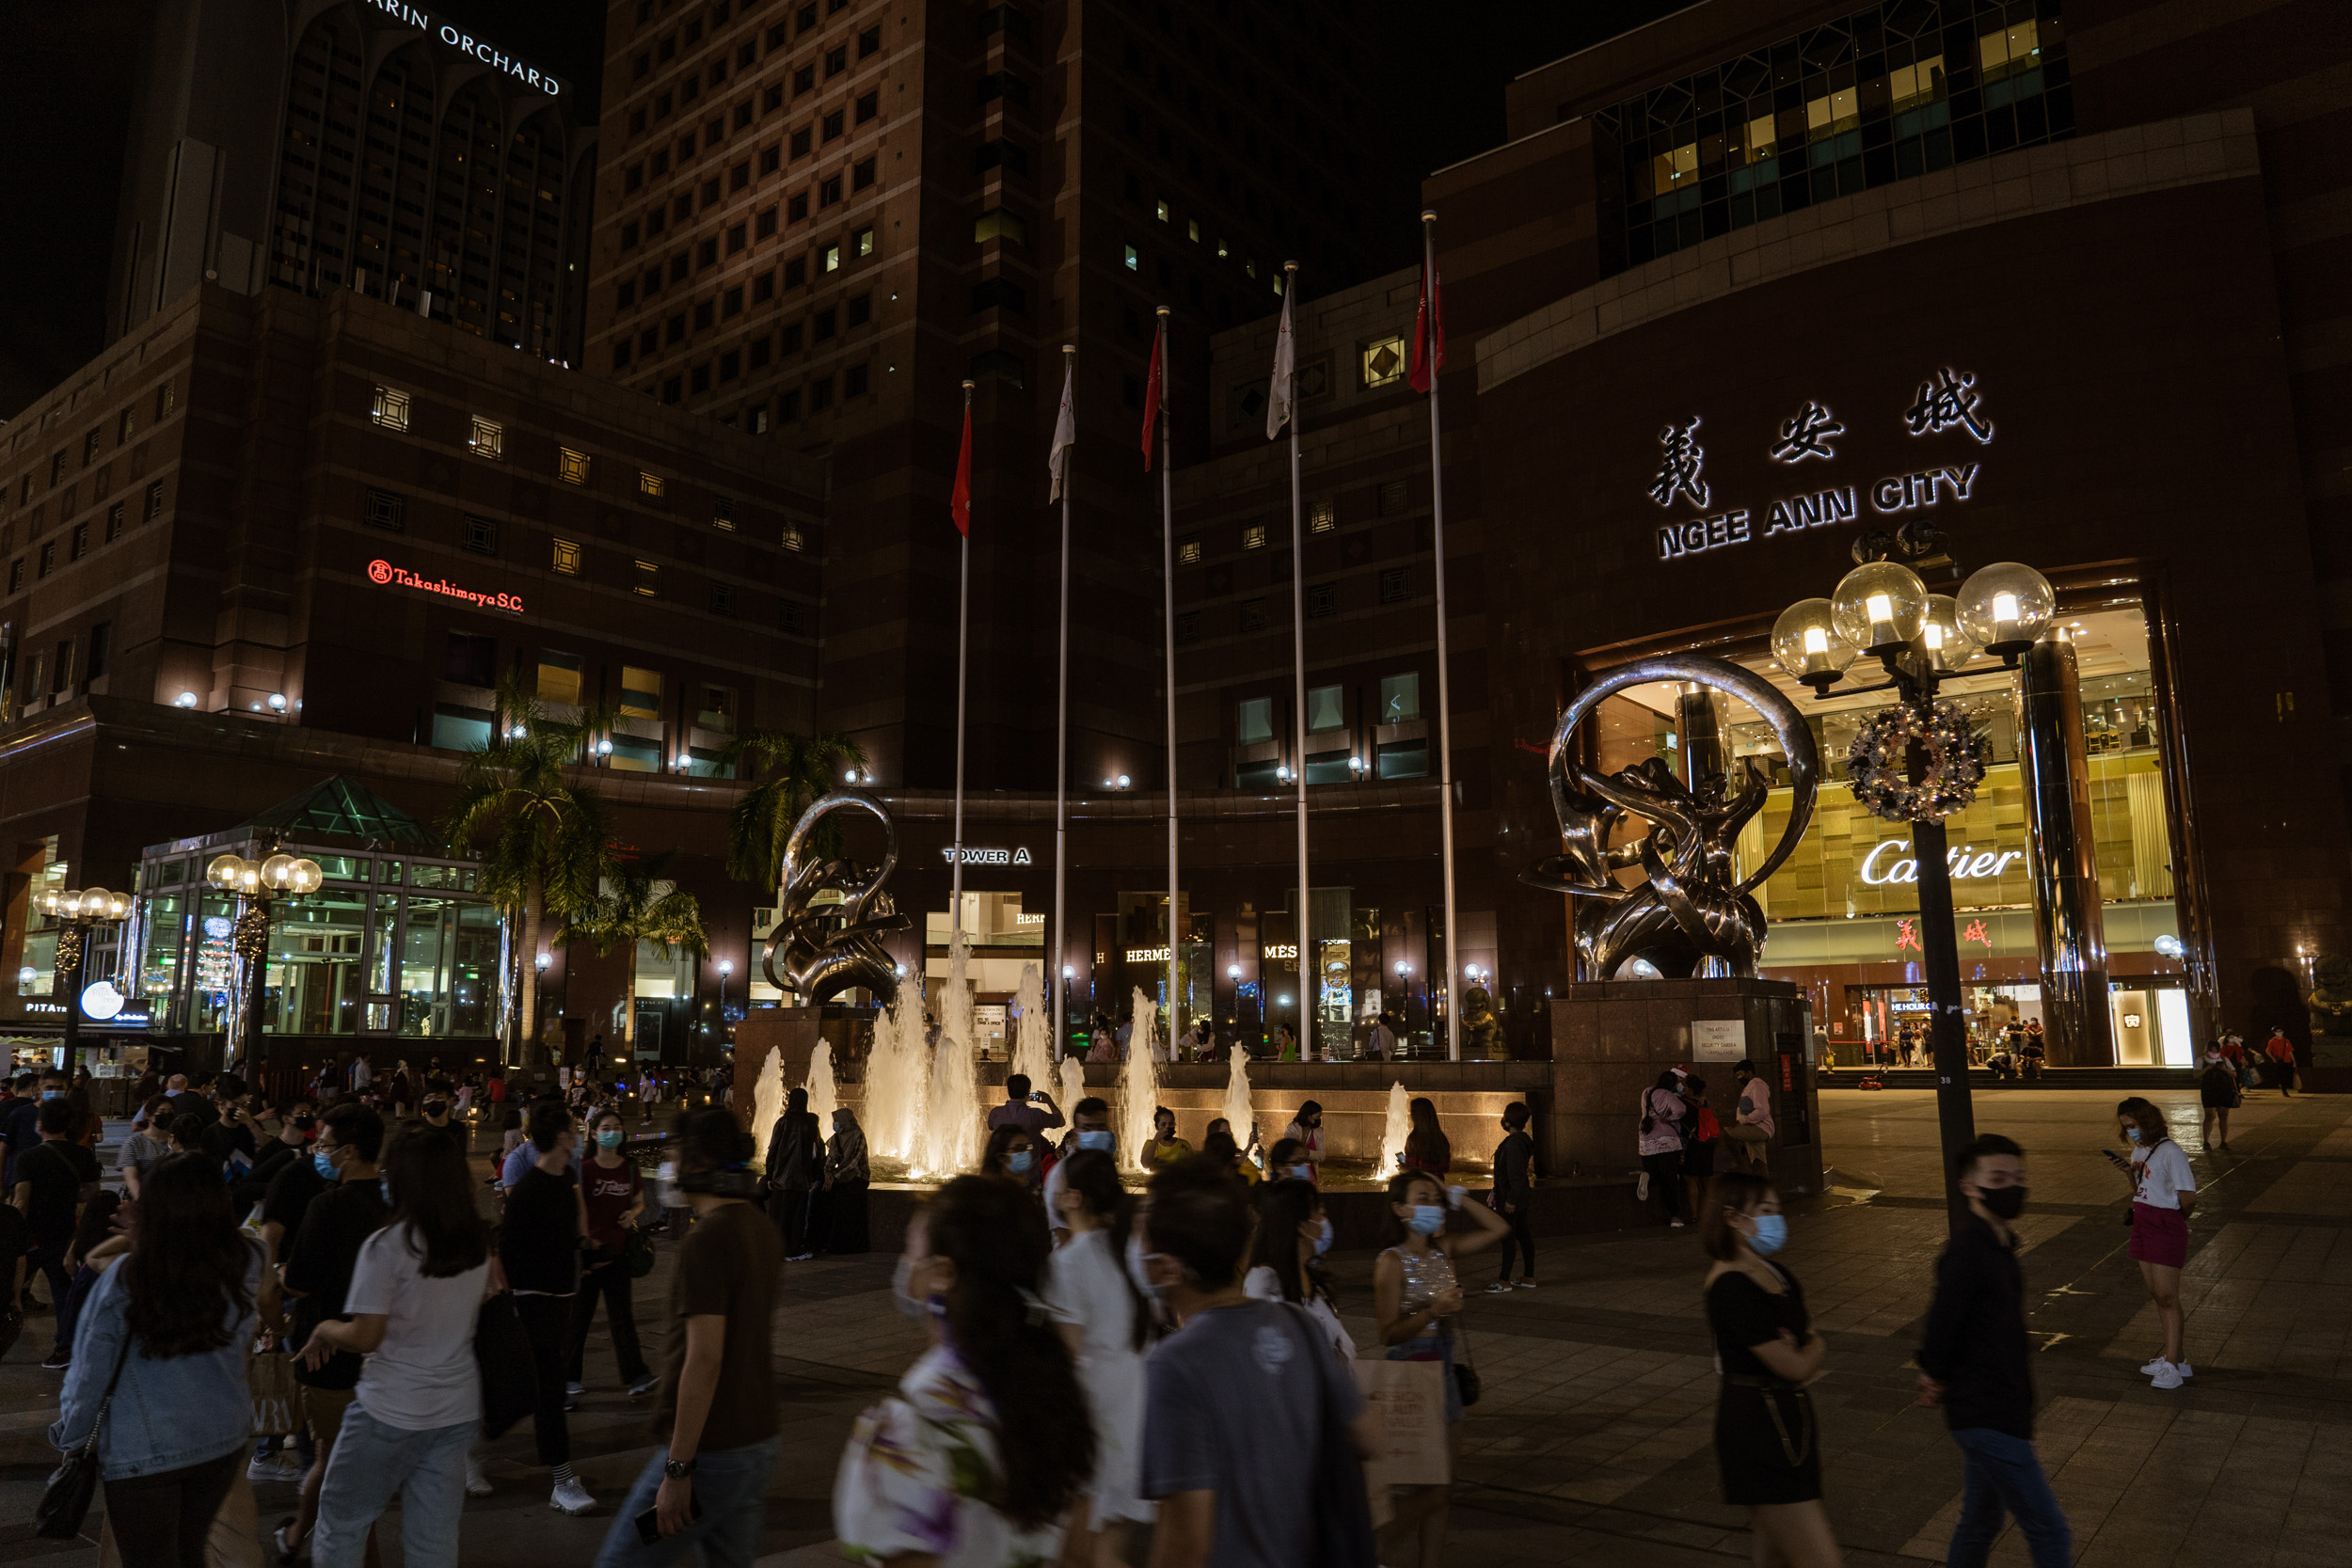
1649;368;1994;562
363;1;566;96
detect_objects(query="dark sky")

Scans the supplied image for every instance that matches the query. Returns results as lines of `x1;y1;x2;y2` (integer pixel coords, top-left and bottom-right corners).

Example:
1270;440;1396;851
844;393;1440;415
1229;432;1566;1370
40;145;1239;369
0;0;1687;419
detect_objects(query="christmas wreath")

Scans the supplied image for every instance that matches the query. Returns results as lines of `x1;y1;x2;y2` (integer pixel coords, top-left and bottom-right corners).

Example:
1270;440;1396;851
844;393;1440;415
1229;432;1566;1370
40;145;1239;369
1845;701;1987;823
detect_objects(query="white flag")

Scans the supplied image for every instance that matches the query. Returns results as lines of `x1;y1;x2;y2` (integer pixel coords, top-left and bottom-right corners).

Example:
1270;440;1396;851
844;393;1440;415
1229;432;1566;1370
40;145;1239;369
1049;354;1077;501
1265;287;1295;440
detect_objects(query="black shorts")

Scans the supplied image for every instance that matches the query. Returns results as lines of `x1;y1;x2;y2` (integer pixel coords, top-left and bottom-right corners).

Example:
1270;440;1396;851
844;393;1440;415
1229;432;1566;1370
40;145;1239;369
1684;1140;1717;1180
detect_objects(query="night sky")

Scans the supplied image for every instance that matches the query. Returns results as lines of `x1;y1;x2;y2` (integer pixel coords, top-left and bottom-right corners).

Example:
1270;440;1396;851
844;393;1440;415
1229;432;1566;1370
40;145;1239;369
0;0;1684;420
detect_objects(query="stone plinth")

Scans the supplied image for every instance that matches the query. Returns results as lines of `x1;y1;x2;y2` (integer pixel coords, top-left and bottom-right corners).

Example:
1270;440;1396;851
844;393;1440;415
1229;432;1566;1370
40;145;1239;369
727;1007;824;1130
1549;978;1822;1199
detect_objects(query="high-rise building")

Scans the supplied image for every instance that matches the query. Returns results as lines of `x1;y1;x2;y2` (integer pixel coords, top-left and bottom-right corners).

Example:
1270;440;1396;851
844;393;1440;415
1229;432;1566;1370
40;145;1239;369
582;0;1390;791
107;0;597;363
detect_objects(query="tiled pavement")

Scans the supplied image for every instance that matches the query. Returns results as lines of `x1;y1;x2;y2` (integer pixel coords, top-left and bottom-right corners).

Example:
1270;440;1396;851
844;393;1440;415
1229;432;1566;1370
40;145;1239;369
1;1086;2344;1565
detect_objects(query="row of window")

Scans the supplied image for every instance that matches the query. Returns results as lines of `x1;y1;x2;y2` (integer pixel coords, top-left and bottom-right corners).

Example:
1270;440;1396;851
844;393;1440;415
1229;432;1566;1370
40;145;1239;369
360;484;809;568
621;0;881;146
612;226;876;371
652;358;870;411
4;484;164;593
6;380;174;513
1239;673;1422;740
1230;674;1427;786
12;622;113;712
1175;568;1416;644
1177;484;1410;563
618;154;875;258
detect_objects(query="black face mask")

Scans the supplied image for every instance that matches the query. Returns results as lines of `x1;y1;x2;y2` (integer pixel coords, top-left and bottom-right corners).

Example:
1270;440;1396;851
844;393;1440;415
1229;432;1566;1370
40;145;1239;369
422;1101;447;1118
1979;1185;2028;1220
293;1116;316;1132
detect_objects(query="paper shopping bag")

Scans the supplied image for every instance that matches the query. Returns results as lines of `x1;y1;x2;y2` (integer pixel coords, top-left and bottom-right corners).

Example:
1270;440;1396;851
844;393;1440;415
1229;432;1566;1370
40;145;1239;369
1352;1357;1450;1488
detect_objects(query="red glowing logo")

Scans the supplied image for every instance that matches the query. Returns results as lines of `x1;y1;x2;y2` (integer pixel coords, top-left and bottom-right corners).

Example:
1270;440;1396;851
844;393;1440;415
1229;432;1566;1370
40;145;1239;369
365;558;524;614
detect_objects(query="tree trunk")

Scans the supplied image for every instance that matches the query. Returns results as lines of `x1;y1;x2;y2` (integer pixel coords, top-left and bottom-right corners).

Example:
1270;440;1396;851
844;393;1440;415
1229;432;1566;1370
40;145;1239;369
622;942;638;1057
519;879;544;1067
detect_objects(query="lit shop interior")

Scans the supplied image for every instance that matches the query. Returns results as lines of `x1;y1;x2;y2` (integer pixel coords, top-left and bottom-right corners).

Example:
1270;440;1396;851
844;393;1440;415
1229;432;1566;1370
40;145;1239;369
1593;602;2193;1063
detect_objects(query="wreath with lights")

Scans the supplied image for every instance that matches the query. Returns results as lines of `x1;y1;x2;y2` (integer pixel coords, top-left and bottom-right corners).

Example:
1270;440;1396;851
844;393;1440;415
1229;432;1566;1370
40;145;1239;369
1845;700;1988;823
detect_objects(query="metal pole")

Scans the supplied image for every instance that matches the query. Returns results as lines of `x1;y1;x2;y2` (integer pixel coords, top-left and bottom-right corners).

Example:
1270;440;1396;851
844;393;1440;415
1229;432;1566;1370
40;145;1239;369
951;381;974;968
1158;309;1181;1042
58;927;84;1072
1903;675;1978;1237
1055;344;1074;1062
1422;212;1462;1063
1282;262;1311;1060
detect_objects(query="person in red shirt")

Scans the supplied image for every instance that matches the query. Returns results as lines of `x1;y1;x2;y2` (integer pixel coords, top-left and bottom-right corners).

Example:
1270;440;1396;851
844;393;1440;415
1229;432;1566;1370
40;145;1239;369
570;1108;655;1399
2263;1028;2298;1097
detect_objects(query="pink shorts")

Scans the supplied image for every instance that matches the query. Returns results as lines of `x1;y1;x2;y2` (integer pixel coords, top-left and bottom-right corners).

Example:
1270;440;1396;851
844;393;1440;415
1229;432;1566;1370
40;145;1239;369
2128;1202;2188;1268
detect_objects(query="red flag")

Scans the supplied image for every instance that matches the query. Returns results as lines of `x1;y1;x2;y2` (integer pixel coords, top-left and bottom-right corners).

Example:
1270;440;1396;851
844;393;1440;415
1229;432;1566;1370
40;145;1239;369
950;401;973;535
1140;319;1164;470
1408;260;1445;394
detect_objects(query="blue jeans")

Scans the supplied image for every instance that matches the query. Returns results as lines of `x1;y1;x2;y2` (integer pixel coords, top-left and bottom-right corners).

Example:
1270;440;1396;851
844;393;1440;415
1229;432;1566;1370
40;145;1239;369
592;1436;781;1568
1947;1427;2071;1568
310;1406;473;1568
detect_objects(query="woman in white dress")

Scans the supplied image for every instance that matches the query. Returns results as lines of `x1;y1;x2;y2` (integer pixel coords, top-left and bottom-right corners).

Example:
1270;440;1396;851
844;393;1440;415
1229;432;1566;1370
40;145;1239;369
1042;1148;1155;1565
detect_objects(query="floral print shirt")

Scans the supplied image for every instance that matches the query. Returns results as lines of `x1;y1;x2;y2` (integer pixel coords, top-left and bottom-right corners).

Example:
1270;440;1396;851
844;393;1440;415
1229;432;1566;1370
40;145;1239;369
835;1343;1062;1567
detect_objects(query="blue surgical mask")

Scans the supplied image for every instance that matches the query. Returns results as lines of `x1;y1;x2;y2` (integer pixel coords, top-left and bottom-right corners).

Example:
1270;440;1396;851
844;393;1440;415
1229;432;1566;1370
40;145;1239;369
1077;1130;1115;1152
1008;1150;1035;1175
378;1177;393;1206
2125;1127;2143;1145
312;1148;340;1180
40;1090;61;1101
1291;1164;1313;1181
1407;1205;1445;1236
1312;1216;1334;1256
1749;1213;1788;1255
596;1129;623;1149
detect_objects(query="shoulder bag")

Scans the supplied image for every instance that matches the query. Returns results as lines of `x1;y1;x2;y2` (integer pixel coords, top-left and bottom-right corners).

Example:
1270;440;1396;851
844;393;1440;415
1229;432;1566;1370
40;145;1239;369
623;1223;657;1279
36;1329;133;1538
1451;1312;1483;1409
1282;1304;1377;1568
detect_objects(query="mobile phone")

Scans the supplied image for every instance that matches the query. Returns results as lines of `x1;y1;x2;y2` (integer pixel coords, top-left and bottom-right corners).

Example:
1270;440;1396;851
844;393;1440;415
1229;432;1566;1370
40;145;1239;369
1030;1091;1047;1103
634;1493;704;1544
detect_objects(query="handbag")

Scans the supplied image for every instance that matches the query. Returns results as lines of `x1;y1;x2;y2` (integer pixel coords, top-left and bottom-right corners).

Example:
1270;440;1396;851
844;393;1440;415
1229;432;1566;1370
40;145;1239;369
624;1223;657;1280
473;1292;538;1440
1451;1315;1482;1409
248;1343;300;1436
37;1328;133;1539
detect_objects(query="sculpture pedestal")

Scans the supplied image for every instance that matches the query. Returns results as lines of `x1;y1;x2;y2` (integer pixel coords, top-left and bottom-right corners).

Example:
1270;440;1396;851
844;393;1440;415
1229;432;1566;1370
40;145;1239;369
728;1007;823;1130
1549;978;1822;1200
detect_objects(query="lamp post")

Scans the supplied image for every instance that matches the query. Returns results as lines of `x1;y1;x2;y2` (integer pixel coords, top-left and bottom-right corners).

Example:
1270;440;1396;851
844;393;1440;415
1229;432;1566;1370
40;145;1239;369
37;886;132;1068
205;851;324;1074
716;958;734;1048
1773;547;2055;1233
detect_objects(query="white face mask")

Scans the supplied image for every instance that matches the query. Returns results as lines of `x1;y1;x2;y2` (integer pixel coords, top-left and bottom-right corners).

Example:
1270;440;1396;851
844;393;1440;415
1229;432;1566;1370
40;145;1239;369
1124;1233;1167;1299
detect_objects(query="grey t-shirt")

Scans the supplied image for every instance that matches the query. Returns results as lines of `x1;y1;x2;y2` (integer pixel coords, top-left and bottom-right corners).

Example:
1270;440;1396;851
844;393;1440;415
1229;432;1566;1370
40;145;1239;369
1141;1299;1360;1568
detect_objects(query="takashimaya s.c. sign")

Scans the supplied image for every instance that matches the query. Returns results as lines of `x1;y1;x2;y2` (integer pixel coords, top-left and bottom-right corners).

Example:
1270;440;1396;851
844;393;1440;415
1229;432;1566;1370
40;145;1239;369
368;559;526;614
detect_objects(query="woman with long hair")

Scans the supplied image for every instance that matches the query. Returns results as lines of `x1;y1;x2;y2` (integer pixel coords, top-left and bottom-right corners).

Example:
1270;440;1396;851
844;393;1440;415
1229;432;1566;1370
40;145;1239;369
1374;1167;1508;1567
1402;1097;1451;1178
979;1123;1038;1186
49;1153;263;1568
838;1175;1096;1564
1698;1170;1840;1567
2106;1096;2197;1387
300;1120;493;1568
1044;1148;1154;1564
1244;1177;1349;1359
824;1105;871;1253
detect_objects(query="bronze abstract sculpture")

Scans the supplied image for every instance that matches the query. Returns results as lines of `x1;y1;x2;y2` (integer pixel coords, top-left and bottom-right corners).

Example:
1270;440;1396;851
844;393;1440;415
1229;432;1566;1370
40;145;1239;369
761;790;911;1006
1522;655;1820;980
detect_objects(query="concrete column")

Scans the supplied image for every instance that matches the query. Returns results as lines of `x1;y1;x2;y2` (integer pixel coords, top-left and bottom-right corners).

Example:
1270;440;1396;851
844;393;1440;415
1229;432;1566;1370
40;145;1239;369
2017;633;2114;1066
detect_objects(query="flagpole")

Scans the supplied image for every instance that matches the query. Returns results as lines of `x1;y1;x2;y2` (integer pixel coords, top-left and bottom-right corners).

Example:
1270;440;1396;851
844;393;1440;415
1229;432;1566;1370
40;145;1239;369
951;380;974;970
1156;309;1181;1044
1282;261;1311;1061
1422;212;1461;1063
1054;346;1074;1061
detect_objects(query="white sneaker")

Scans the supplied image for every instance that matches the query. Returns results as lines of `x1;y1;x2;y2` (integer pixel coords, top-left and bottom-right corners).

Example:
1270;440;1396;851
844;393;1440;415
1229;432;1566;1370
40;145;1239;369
2139;1355;2196;1379
246;1452;303;1482
550;1477;597;1515
1636;1171;1651;1201
2150;1361;2185;1390
2138;1355;2167;1374
465;1457;493;1497
1669;1218;1686;1227
565;1381;586;1396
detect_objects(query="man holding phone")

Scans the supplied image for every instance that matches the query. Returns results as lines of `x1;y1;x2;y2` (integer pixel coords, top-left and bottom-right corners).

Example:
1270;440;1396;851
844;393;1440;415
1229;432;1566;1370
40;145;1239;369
985;1074;1064;1140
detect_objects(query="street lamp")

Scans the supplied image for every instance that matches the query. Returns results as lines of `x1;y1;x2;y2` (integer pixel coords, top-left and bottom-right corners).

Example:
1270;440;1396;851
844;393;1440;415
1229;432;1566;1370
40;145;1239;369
1775;547;2053;1232
205;850;323;1072
37;886;132;1065
716;958;734;1045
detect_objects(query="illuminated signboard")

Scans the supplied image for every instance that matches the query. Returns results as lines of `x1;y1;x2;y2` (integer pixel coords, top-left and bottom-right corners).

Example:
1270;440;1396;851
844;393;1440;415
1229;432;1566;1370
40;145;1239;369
1125;942;1301;963
369;559;527;615
940;847;1033;865
1859;839;2023;886
364;1;565;96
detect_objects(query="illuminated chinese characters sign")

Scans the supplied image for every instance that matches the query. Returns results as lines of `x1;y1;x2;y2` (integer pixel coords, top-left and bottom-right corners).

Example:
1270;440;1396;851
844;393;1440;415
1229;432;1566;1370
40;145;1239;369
368;559;527;614
1650;367;1995;562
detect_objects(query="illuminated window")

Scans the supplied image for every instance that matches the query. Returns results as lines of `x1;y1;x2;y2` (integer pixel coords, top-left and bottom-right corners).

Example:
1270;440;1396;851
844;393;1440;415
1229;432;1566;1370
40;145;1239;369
1888;55;1945;113
639;470;666;501
1650;141;1698;194
853;227;874;258
1310;499;1336;533
469;417;503;460
558;447;591;484
1187;218;1200;243
1379;672;1422;722
1123;244;1140;271
551;538;581;575
1155;199;1170;222
1241;522;1266;550
781;521;806;552
1360;335;1406;388
1805;87;1859;138
619;665;661;715
1734;113;1778;165
822;244;841;272
1308;684;1344;731
975;209;1026;245
1177;536;1201;565
632;561;660;596
712;496;737;530
1977;18;2039;83
372;386;411;430
536;650;582;705
1237;697;1274;743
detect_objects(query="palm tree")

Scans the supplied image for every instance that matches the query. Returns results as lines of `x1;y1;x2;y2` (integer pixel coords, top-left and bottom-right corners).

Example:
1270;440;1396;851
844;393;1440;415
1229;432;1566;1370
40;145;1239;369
443;675;611;1064
561;850;710;1056
720;729;868;888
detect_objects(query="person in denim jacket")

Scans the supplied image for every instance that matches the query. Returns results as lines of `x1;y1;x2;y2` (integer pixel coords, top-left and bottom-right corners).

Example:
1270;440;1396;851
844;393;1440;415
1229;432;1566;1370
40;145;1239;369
50;1152;265;1568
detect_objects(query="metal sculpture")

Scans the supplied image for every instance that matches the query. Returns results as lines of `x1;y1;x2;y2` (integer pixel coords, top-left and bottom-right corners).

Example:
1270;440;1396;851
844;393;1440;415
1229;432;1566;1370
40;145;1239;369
762;790;911;1007
1522;654;1819;980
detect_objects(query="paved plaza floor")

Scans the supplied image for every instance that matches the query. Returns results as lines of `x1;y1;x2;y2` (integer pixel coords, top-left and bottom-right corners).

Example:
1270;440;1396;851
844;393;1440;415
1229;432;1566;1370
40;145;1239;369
2;1085;2345;1565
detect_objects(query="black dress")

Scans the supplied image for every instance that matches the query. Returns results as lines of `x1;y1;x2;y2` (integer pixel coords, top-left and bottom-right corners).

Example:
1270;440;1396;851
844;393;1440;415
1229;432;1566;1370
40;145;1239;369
1706;1264;1822;1505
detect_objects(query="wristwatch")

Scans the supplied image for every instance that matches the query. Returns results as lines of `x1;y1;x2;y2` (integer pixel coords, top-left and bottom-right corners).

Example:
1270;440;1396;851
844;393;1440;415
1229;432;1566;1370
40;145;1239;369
663;1457;697;1480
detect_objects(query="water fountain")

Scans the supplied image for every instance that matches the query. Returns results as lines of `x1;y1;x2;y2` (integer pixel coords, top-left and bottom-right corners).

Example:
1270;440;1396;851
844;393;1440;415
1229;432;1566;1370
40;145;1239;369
864;997;924;1163
1057;1055;1087;1130
1221;1049;1254;1146
748;1041;786;1163
1010;963;1053;1092
1379;1080;1411;1177
1120;986;1160;1173
804;1038;839;1129
915;935;983;1178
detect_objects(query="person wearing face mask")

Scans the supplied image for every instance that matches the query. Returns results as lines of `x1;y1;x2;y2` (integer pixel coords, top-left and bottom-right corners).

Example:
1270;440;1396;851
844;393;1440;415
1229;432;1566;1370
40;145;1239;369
763;1086;825;1260
247;1098;329;1480
1264;1137;1316;1185
499;1101;596;1513
1486;1101;1537;1293
1139;1107;1192;1173
821;1107;870;1254
1059;1098;1117;1159
1699;1170;1837;1568
1279;1101;1326;1182
1374;1168;1508;1565
1243;1178;1349;1360
2198;1045;2240;1152
274;1104;389;1564
414;1091;464;1155
2106;1097;2196;1388
980;1125;1039;1188
570;1110;656;1403
1916;1134;2071;1568
1042;1148;1155;1564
